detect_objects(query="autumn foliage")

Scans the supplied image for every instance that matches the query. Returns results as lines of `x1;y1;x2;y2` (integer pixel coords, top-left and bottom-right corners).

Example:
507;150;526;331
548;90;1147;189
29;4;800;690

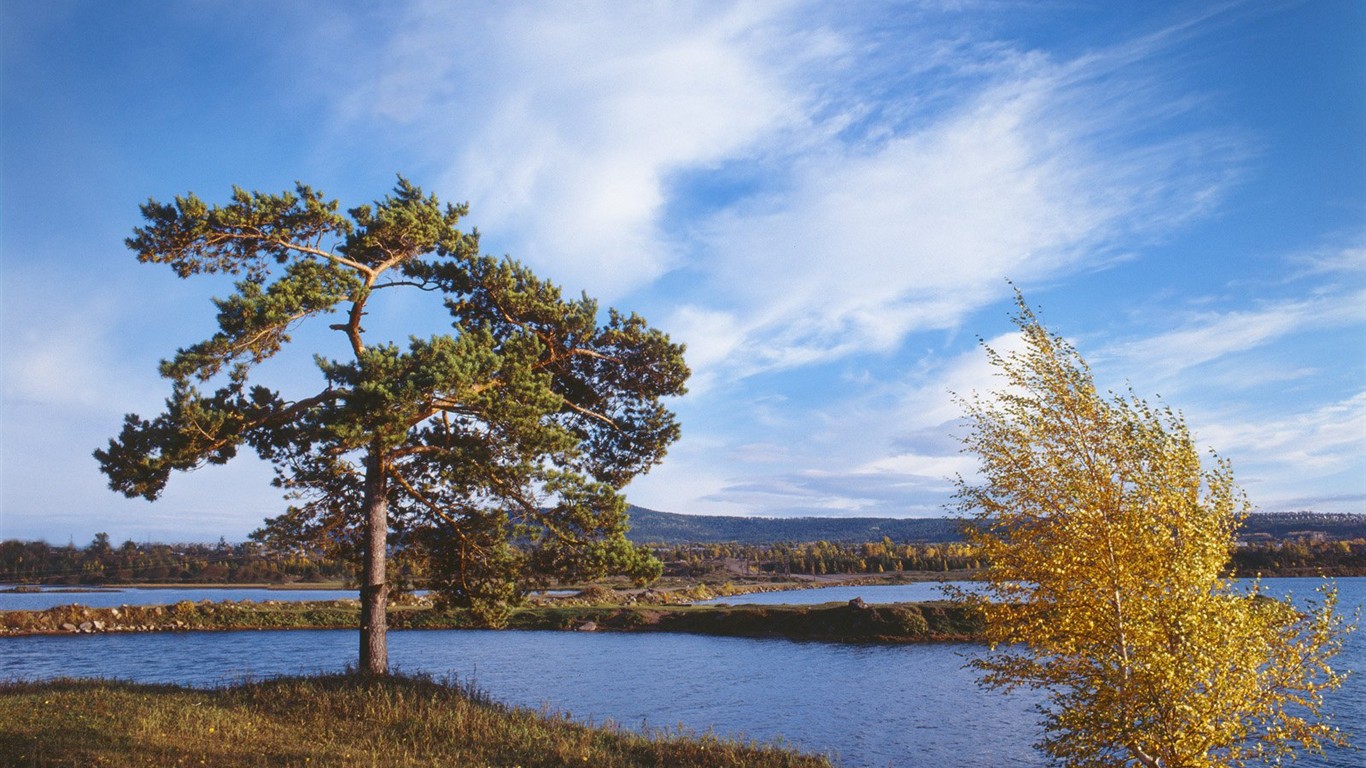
954;296;1352;768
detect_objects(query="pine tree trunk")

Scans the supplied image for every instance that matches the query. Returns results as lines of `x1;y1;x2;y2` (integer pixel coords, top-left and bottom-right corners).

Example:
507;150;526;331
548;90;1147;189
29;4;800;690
359;445;389;675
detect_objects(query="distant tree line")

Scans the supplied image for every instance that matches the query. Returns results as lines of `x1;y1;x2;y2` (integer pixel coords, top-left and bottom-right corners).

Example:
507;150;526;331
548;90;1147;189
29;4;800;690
658;538;1366;579
625;507;964;544
626;507;1366;545
655;539;982;577
4;533;1361;586
1229;538;1366;577
1235;510;1366;541
0;534;353;585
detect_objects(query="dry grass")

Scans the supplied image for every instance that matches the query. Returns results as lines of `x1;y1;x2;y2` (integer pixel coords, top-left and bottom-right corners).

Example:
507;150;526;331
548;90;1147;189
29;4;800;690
0;674;832;768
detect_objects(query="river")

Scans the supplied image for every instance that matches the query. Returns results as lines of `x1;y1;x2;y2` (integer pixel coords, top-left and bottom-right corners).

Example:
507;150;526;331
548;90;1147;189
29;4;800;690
3;578;1362;768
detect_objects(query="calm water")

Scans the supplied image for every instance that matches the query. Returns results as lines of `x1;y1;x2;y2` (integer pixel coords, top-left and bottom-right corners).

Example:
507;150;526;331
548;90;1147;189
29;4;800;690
2;627;1044;767
3;578;1362;768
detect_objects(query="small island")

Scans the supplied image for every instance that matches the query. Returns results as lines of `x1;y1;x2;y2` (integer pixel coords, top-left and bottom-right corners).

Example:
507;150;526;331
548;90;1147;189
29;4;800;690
0;586;983;644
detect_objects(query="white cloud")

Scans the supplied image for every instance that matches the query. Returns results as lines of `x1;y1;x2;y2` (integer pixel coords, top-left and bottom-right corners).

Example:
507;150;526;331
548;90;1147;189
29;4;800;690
1192;392;1366;513
679;28;1250;382
335;1;811;299
1200;392;1366;471
312;2;1259;389
1101;289;1366;389
857;452;976;481
0;266;298;543
4;0;1358;542
627;330;1030;517
880;331;1033;434
3;325;113;410
0;277;158;417
654;305;749;395
131;1;1355;525
1289;237;1366;277
624;430;763;517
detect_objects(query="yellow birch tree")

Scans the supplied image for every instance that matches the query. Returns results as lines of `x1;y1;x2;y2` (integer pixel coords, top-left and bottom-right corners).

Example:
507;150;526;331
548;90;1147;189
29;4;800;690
954;294;1352;768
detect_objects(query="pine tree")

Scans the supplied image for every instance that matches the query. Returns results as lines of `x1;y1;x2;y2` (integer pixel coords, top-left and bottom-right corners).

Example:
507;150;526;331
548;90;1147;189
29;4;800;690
96;178;688;673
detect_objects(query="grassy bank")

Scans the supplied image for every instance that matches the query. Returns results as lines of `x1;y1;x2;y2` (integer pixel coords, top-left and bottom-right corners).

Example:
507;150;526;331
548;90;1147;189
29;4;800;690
486;600;982;642
0;674;831;767
1;599;983;643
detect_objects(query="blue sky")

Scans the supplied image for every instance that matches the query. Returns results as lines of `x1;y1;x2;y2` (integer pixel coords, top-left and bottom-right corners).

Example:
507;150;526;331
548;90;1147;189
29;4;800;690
1;0;1362;544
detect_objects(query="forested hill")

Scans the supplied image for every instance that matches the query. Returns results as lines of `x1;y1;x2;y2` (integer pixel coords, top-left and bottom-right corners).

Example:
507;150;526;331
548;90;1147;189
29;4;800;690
623;507;1366;545
1235;511;1366;541
623;507;963;544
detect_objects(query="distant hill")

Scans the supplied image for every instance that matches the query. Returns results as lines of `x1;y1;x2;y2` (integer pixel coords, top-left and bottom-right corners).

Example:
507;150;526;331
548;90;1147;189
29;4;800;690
624;506;962;544
624;507;1365;545
1237;511;1366;542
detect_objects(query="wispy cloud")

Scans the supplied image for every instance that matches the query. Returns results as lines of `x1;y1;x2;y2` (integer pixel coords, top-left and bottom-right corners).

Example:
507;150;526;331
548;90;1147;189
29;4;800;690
331;0;812;299
8;0;1356;539
1193;392;1366;515
1288;236;1366;278
1101;288;1366;389
0;269;156;416
629;331;1027;517
322;2;1253;383
668;11;1252;385
1205;392;1366;474
186;2;1366;523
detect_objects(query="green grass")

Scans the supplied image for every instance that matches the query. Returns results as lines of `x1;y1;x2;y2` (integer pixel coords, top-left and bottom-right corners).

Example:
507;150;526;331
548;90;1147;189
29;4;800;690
0;674;832;767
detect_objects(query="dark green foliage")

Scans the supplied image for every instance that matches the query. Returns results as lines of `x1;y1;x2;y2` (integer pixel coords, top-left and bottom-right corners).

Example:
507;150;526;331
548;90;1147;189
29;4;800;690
656;539;980;577
94;178;689;653
0;536;352;585
493;600;981;642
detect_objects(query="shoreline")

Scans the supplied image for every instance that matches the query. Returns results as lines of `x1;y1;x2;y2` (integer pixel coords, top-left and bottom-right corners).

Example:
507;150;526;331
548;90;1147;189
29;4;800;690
0;568;967;598
0;596;984;644
0;581;352;593
6;563;1360;596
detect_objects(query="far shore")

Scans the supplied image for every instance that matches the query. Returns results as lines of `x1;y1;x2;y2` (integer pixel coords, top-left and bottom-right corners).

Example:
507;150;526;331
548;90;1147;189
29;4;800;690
1;581;352;593
0;588;984;643
1;567;969;593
